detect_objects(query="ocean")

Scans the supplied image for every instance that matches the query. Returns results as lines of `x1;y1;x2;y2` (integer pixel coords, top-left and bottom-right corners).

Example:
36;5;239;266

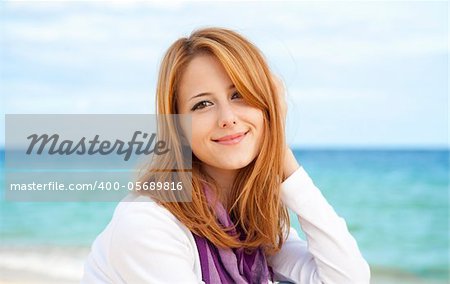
0;149;448;283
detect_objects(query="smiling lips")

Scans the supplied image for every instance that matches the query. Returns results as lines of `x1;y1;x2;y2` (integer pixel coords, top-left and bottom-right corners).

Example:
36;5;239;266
213;131;249;145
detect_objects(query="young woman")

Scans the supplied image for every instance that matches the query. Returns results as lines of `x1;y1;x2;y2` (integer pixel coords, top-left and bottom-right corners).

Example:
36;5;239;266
82;27;371;284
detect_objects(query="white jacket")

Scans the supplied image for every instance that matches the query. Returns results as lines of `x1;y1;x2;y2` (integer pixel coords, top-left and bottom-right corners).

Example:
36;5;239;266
81;166;371;283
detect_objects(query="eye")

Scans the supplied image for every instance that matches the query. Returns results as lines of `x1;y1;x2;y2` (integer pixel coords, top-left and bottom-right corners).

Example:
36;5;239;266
231;91;242;99
191;100;213;111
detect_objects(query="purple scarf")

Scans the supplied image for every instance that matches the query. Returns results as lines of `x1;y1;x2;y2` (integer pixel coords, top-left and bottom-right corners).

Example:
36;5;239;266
192;183;273;284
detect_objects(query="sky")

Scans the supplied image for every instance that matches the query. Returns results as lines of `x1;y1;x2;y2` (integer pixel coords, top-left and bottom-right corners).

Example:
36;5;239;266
0;1;448;149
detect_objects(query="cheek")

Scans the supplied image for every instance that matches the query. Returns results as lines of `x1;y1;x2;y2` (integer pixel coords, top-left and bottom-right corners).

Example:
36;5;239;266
245;107;264;130
247;108;265;145
191;128;202;144
256;116;265;144
256;111;264;129
191;115;213;145
190;127;213;161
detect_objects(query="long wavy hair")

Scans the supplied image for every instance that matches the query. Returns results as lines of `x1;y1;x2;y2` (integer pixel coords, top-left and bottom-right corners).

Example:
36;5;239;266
138;27;290;256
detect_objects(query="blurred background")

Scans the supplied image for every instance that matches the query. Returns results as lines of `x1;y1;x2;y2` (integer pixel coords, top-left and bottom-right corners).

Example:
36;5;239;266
0;1;448;283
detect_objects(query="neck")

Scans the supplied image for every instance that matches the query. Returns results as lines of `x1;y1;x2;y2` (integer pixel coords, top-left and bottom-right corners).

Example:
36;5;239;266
202;164;238;211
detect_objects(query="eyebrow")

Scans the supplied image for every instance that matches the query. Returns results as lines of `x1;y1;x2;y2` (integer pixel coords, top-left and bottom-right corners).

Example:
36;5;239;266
188;84;236;102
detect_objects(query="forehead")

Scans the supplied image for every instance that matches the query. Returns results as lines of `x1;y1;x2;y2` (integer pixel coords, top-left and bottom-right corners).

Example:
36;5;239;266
178;54;233;98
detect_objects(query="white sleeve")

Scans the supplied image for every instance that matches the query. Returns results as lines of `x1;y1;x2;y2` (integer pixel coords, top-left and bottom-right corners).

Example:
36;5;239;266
267;166;371;284
108;202;202;284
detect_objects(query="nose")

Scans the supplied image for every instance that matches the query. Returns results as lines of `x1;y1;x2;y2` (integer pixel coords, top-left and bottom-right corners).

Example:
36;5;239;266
218;103;237;128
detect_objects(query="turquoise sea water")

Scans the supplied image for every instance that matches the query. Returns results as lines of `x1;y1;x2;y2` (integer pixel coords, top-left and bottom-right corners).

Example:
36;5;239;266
0;149;448;282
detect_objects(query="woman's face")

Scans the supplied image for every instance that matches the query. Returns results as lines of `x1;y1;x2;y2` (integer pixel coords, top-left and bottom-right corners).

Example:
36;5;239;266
177;54;264;171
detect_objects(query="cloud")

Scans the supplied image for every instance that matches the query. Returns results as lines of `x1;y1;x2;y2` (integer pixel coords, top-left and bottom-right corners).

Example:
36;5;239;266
1;1;447;147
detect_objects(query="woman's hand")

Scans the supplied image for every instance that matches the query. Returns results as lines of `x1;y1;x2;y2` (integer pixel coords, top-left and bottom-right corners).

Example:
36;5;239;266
271;73;300;181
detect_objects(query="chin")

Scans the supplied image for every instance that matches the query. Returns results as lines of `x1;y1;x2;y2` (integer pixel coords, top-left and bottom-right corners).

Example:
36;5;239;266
216;157;254;170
